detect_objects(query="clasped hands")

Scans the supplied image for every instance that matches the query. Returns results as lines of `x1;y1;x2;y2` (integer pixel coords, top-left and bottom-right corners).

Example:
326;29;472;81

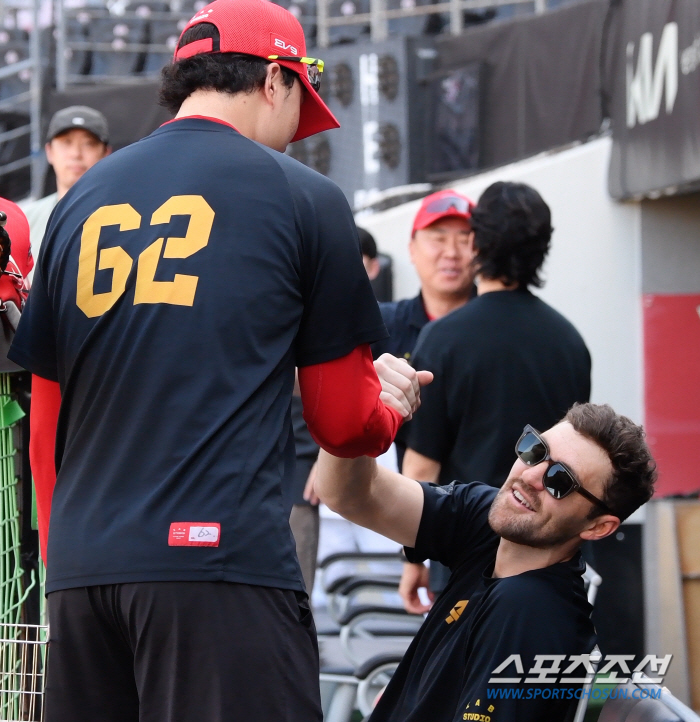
374;353;433;422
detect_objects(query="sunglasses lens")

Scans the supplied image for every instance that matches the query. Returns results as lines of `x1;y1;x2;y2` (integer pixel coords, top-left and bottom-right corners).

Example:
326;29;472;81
307;66;321;92
425;197;470;215
516;431;547;466
544;464;575;500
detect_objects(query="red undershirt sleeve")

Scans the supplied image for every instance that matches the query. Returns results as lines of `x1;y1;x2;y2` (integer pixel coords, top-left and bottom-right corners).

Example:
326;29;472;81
30;375;61;564
298;344;404;458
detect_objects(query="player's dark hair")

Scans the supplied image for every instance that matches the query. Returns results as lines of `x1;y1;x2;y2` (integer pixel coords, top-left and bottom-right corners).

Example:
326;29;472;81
358;227;377;259
470;181;553;288
159;23;296;113
563;403;656;522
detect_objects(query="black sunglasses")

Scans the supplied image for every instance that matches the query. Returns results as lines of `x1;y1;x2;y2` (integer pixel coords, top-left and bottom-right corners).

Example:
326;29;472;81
515;425;615;516
267;55;324;92
424;196;471;215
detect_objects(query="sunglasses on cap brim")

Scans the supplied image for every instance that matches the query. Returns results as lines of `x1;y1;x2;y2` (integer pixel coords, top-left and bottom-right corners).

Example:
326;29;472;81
424;196;472;215
514;425;615;517
267;55;324;93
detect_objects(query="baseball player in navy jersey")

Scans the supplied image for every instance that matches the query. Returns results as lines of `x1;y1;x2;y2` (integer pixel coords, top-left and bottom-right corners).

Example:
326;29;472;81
9;0;427;719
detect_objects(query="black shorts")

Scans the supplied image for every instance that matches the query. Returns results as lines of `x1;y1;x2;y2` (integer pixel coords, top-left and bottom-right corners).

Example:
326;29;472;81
45;581;322;722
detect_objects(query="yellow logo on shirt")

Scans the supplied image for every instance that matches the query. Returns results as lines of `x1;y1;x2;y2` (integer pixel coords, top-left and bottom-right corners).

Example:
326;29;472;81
463;700;494;721
445;600;468;624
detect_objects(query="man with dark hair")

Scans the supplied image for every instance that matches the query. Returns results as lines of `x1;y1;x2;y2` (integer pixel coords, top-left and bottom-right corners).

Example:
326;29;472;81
9;0;406;719
359;226;381;281
316;357;657;722
399;181;591;612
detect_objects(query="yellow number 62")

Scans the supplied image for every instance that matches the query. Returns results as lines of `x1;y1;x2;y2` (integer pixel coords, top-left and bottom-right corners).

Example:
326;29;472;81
76;195;215;319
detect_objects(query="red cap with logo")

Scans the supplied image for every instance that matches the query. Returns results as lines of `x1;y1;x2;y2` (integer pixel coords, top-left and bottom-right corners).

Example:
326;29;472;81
174;0;339;143
412;189;474;235
1;198;33;279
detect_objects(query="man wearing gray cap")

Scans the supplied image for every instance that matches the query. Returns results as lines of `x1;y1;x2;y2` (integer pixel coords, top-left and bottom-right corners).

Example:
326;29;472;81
21;106;110;274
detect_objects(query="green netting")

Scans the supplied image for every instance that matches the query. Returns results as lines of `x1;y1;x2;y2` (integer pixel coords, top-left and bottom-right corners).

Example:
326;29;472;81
0;373;44;720
0;373;30;625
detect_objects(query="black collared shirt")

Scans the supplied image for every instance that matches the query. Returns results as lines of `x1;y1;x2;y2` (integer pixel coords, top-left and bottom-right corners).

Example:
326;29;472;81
369;481;596;722
371;294;431;468
408;289;591;488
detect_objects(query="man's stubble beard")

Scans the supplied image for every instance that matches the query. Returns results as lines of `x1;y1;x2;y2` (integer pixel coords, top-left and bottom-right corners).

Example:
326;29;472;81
488;480;584;549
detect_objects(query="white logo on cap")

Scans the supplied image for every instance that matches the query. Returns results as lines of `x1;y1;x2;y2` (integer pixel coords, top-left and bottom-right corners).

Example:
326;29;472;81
72;117;86;125
191;9;212;22
274;38;298;55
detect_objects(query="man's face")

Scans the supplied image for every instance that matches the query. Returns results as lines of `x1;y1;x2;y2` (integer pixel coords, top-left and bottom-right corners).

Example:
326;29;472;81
488;422;613;548
409;217;474;297
45;129;110;191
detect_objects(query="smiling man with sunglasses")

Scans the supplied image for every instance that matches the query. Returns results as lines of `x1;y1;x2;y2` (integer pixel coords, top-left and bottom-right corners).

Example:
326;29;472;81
399;181;592;612
316;374;656;722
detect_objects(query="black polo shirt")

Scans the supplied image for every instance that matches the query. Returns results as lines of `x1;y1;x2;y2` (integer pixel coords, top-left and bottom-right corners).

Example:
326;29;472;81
371;294;430;468
9;117;387;594
369;481;596;722
407;289;591;488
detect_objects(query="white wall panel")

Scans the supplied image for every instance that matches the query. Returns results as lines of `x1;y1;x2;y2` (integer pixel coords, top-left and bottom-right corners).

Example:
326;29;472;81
358;137;644;421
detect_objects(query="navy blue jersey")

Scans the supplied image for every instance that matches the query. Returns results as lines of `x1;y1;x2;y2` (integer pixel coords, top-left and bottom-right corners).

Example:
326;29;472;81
10;118;387;594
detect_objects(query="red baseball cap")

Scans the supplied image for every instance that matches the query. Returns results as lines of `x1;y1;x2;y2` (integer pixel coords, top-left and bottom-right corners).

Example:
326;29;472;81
175;0;339;143
1;198;33;279
412;189;474;235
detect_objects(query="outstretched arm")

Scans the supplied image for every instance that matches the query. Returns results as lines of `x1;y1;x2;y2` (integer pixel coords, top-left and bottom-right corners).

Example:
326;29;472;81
316;453;424;548
398;449;442;613
314;354;433;548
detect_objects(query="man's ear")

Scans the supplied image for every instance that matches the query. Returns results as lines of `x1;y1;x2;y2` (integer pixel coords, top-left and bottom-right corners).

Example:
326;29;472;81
45;141;54;165
579;514;620;542
263;63;285;106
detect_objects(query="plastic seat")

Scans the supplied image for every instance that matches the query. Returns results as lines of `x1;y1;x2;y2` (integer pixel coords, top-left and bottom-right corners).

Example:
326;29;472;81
0;43;30;101
143;18;185;75
177;0;208;14
319;639;407;722
326;0;370;45
89;17;147;76
319;551;404;622
598;678;699;722
386;0;436;37
63;13;92;76
0;29;28;44
127;1;172;13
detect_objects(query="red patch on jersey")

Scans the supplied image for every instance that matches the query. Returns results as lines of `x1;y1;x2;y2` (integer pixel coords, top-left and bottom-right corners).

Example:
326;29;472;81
168;522;221;547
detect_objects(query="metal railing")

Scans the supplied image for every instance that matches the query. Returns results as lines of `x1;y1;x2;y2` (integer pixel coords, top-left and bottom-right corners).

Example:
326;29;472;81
0;0;43;198
316;0;547;46
53;0;556;87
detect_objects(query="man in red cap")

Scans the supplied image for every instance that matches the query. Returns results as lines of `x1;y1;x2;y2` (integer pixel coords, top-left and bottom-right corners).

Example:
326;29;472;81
370;188;476;469
9;0;412;718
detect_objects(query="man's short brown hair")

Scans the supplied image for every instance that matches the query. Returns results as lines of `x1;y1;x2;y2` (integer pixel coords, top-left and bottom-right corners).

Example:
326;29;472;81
564;403;656;521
